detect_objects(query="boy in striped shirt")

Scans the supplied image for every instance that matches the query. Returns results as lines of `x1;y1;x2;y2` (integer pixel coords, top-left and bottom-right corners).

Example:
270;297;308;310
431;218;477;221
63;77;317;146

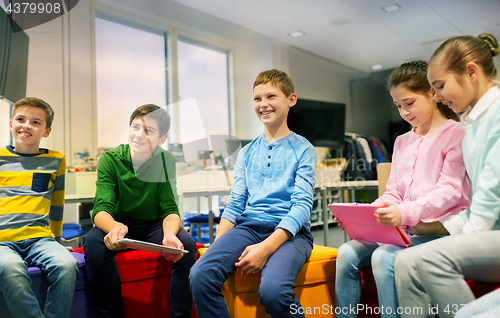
0;97;78;318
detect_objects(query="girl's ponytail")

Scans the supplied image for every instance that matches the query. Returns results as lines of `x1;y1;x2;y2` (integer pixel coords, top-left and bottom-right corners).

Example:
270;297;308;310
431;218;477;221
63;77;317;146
479;33;500;57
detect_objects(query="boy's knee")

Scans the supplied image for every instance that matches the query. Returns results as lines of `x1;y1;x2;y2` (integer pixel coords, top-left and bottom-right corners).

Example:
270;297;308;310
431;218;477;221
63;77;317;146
258;280;292;311
47;254;79;278
83;229;107;257
61;254;79;273
189;265;212;298
189;259;222;293
258;282;279;303
0;258;25;279
84;227;104;245
189;261;204;287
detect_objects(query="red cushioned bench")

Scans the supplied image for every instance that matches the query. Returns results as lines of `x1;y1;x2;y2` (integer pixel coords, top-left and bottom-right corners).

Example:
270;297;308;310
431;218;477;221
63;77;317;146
75;244;203;318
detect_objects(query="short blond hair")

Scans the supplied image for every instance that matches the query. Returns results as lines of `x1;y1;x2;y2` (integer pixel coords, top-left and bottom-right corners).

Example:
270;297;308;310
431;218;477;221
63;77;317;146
253;69;294;97
12;97;54;128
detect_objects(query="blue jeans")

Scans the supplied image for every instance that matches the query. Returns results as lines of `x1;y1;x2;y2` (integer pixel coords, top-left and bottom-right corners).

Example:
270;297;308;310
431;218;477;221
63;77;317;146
335;235;441;318
189;216;314;318
84;220;196;318
0;237;79;318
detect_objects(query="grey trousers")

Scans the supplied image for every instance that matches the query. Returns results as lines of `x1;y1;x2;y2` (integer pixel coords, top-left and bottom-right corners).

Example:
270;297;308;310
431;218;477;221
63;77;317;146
394;232;500;318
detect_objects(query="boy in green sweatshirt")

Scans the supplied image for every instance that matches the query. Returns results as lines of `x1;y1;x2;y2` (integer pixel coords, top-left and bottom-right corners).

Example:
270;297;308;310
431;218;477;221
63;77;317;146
83;104;196;318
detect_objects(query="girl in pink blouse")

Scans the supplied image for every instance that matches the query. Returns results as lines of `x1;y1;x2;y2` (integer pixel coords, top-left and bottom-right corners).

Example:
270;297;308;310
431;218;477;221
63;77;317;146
335;61;470;318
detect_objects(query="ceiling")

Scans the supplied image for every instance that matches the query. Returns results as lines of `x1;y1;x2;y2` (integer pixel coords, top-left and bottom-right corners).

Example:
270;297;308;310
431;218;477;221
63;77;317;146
172;0;500;73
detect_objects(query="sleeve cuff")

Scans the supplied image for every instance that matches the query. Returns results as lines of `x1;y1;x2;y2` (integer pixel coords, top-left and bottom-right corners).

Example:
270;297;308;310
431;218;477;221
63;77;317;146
463;213;496;234
398;203;419;227
276;218;299;237
439;214;465;235
221;210;237;225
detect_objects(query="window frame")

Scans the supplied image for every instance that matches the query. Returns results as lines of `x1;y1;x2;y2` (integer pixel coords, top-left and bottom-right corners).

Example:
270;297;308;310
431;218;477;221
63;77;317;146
0;98;12;146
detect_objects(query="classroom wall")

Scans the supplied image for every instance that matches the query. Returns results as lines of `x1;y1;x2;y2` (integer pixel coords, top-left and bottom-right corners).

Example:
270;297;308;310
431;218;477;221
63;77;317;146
232;36;275;140
349;69;401;144
21;0;442;167
288;46;367;133
11;0;500;216
23;15;66;152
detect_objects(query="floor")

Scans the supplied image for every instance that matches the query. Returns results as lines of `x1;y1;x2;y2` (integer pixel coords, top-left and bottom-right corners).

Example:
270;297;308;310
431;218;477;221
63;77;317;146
311;223;346;248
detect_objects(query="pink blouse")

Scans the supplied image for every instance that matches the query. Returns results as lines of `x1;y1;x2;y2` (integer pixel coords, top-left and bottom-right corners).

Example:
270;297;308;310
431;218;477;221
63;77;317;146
373;119;470;227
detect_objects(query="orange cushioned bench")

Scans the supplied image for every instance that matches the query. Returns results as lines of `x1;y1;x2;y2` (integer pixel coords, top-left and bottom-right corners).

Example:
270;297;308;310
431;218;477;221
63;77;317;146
198;244;338;318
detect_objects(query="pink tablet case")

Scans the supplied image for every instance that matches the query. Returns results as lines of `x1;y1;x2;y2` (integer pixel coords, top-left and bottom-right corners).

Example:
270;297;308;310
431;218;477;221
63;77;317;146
328;203;410;247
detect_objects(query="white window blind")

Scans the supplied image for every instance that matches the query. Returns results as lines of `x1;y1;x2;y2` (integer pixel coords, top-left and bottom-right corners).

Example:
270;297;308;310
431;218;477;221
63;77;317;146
95;15;168;149
0;99;11;146
177;38;230;145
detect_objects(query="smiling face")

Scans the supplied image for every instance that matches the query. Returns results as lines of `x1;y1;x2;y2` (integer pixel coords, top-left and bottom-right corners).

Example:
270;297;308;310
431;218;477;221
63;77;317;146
391;84;439;133
128;116;167;164
10;105;51;154
427;61;475;113
253;82;296;132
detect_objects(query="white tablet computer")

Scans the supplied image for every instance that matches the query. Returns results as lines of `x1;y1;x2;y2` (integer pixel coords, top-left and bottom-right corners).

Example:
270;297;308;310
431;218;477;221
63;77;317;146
118;238;188;255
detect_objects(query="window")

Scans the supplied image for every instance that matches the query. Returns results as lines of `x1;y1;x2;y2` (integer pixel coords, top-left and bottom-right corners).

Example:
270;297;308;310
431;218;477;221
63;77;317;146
176;37;230;145
95;14;168;149
94;13;232;154
0;99;11;146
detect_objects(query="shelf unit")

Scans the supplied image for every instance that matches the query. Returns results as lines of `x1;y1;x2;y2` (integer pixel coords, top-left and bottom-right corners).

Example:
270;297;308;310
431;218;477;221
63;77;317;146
310;189;342;228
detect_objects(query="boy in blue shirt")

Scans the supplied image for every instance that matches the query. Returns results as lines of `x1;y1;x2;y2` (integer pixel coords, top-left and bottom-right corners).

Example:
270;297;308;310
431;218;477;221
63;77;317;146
0;97;79;317
189;69;317;318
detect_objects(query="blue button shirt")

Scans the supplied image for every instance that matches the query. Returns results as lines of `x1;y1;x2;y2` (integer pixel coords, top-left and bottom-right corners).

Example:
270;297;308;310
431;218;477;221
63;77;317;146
222;132;317;236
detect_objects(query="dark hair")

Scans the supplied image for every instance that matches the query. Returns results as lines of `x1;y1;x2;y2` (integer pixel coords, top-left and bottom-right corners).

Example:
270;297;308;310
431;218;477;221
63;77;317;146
253;69;294;97
387;61;458;121
129;104;171;137
12;97;55;128
430;33;499;81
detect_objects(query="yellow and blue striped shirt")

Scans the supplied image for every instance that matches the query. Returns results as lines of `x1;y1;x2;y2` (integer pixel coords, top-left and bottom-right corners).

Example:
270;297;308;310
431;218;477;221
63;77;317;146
0;145;66;242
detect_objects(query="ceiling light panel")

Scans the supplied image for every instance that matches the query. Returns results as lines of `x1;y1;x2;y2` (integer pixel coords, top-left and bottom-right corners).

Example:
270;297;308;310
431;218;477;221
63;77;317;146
288;31;305;38
383;4;401;12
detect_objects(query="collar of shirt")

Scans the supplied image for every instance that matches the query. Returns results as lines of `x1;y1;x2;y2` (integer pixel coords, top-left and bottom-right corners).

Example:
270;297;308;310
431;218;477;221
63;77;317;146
462;86;500;125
